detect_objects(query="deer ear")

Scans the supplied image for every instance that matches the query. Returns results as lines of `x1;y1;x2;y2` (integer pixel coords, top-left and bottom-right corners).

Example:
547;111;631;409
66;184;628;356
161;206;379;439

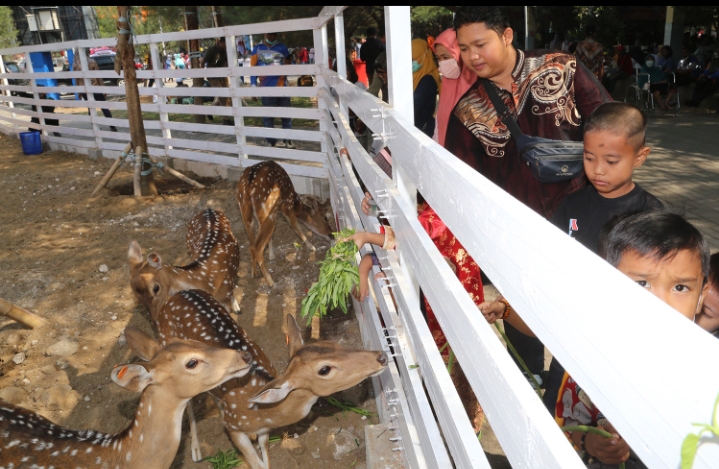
248;378;294;404
286;314;304;357
147;253;163;269
111;363;153;393
124;326;161;361
128;241;143;268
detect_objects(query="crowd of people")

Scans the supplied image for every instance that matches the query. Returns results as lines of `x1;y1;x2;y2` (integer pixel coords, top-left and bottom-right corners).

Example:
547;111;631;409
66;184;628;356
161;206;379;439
343;7;718;469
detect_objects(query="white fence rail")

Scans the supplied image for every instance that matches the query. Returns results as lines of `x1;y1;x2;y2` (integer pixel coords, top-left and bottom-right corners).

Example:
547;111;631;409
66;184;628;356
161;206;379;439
2;6;718;469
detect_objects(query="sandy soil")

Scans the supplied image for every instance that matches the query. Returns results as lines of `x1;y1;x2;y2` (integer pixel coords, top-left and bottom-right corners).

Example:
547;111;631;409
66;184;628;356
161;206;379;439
0;132;377;469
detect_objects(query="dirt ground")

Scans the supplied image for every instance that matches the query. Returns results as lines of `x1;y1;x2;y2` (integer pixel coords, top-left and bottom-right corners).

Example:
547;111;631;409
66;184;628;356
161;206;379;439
0;132;378;469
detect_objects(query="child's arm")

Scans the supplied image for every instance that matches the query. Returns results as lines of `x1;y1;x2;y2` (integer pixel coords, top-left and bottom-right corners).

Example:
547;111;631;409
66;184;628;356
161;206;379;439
570;423;630;465
478;297;536;337
343;227;394;251
353;254;374;301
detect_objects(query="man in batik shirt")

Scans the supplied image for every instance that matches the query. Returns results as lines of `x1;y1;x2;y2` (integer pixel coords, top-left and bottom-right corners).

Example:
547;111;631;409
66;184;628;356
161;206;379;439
447;6;610;392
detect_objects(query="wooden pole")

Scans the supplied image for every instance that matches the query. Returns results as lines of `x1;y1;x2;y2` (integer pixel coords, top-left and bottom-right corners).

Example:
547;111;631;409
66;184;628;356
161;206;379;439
116;6;157;196
0;298;46;329
91;142;133;197
211;6;223;28
184;6;205;124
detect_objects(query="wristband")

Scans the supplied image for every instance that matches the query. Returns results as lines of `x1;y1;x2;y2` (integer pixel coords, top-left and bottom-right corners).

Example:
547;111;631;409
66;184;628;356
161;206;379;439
382;226;396;250
580;431;589;453
498;297;512;320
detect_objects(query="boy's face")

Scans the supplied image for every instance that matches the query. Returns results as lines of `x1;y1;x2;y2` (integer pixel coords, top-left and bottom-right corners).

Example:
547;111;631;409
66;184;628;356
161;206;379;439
696;286;719;333
583;130;650;199
617;249;708;320
457;23;513;80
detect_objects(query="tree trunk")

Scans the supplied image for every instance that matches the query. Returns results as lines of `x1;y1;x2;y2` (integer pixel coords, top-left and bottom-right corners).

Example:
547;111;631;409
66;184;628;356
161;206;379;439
116;6;157;196
184;6;205;124
211;6;223;28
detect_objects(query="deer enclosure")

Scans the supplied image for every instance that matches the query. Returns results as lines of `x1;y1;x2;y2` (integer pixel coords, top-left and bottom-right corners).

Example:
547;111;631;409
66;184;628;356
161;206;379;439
0;132;377;469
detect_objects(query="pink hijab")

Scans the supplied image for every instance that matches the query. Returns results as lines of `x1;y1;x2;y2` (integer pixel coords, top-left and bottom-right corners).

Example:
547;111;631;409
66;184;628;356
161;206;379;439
433;28;477;147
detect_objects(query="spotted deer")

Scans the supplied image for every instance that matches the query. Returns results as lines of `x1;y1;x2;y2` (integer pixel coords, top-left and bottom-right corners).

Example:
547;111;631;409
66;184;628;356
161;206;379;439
236;161;335;287
152;289;387;469
128;208;240;321
0;329;251;469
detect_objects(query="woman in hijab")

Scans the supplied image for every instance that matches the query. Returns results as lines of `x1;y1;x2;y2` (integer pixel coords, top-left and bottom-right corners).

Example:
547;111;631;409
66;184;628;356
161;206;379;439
432;28;477;146
411;38;441;137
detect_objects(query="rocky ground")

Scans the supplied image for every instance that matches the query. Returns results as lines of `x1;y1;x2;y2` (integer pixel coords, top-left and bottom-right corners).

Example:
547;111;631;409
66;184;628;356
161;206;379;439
0;132;378;468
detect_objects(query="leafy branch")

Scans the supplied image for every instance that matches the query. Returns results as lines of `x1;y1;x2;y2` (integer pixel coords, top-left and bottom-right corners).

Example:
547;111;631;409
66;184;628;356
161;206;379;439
681;392;719;469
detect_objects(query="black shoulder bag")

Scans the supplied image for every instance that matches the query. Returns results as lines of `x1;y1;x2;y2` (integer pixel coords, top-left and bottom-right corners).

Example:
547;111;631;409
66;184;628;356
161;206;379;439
483;79;584;184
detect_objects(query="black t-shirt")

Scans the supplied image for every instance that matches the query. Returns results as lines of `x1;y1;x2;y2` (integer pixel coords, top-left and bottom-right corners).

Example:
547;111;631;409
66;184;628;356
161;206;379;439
360;37;386;78
551;184;664;254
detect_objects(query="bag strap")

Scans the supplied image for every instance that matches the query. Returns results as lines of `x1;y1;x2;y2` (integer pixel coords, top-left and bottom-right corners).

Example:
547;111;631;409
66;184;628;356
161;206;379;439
482;78;524;139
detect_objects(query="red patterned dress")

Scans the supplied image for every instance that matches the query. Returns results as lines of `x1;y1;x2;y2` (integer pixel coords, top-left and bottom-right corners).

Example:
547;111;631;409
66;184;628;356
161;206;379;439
418;205;484;355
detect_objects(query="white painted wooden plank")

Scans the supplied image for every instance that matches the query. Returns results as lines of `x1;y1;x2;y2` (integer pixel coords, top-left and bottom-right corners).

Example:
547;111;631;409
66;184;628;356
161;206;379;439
155;102;321;120
241;126;324;142
139;86;318;98
167;148;239;167
241;159;327;179
318;6;348;23
160;137;238;154
44;135;97;148
241;144;325;163
140;64;318;80
0;17;318;56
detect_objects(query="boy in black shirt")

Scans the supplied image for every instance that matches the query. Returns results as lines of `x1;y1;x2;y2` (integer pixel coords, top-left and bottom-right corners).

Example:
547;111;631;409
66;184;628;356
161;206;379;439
543;102;663;411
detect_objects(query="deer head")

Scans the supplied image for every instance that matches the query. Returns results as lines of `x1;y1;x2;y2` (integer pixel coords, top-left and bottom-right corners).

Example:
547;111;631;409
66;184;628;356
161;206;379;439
249;315;387;404
297;197;335;241
127;241;176;319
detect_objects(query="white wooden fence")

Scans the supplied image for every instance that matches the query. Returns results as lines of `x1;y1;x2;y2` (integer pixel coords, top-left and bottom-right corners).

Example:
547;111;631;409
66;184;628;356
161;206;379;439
2;6;719;469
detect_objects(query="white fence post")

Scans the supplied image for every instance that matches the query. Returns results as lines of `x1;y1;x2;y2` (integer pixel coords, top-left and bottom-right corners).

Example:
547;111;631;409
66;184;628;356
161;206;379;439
0;55;18;135
383;5;420;308
226;34;248;163
314;24;331;167
150;42;172;151
78;47;103;150
333;12;348;118
23;53;46;136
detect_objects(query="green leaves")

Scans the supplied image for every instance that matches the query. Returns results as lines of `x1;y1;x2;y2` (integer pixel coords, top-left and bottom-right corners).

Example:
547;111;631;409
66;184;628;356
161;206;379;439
300;229;360;325
205;448;242;469
680;392;719;469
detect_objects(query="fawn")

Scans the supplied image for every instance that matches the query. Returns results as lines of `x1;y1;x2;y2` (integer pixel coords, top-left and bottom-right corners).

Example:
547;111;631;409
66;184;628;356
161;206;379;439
236;161;334;287
0;329;252;469
151;289;387;469
128;208;240;321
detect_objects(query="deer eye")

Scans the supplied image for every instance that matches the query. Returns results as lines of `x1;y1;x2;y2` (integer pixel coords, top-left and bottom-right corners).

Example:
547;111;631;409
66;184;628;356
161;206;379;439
152;284;160;295
318;365;331;376
186;359;198;369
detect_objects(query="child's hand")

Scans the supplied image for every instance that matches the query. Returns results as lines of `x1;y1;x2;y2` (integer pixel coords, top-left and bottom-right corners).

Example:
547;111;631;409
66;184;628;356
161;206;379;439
478;301;506;324
361;192;373;216
341;231;369;250
584;424;630;465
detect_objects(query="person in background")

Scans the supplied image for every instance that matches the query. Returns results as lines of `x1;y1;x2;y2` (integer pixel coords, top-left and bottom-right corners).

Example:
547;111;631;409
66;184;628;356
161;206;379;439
674;47;700;87
30;93;60;137
602;45;633;93
432;28;477;146
72;50;117;132
410;39;441;138
360;26;386;83
204;38;232;125
251;33;294;148
575;25;604;81
658;45;676;73
367;51;389;103
696;252;719;339
638;54;675;110
685;53;719;107
174;53;186;86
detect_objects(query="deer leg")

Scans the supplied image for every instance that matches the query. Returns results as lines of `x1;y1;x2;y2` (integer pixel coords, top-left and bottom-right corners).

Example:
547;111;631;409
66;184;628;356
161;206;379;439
230;431;268;469
268;238;275;261
187;398;203;462
286;212;316;251
258;433;270;468
253;217;276;287
239;195;257;277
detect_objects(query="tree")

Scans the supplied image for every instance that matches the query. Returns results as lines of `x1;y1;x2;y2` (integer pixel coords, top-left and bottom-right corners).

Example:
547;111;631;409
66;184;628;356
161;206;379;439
0;6;19;48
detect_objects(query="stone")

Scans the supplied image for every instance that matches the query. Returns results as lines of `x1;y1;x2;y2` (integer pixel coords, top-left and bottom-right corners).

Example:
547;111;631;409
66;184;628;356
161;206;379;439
99;264;109;273
4;331;25;345
339;383;367;405
55;359;69;370
88;148;102;160
41;384;78;411
46;339;79;357
0;386;28;404
329;428;363;461
281;437;305;455
12;353;25;365
117;333;127;347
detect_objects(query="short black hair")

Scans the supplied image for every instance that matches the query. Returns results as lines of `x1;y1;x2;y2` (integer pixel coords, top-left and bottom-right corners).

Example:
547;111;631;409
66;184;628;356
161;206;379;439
584;102;647;150
597;211;640;260
605;211;710;281
367;27;377;37
453;7;511;37
710;252;719;293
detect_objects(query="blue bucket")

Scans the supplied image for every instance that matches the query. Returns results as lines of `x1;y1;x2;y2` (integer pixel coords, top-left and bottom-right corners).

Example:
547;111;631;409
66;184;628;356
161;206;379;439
19;131;43;155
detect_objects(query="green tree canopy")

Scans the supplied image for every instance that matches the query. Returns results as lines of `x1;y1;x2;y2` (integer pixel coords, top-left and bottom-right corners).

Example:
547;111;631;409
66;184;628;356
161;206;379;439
0;6;19;49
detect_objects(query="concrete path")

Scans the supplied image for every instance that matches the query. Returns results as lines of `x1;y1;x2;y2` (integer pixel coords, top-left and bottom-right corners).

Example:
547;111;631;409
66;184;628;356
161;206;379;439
637;113;719;250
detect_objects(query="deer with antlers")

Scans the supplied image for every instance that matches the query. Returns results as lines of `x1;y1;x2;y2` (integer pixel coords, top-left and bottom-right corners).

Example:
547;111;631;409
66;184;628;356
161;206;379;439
0;329;252;469
128;208;240;321
149;289;387;469
236;161;335;287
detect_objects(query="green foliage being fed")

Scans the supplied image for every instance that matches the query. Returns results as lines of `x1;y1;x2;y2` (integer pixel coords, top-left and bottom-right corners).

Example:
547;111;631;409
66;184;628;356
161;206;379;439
681;392;719;469
301;228;360;325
